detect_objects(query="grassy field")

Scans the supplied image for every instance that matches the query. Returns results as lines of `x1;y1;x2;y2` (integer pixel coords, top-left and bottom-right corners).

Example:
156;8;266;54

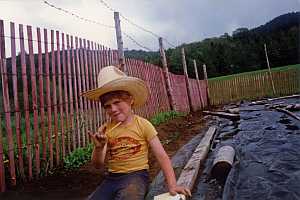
209;64;300;81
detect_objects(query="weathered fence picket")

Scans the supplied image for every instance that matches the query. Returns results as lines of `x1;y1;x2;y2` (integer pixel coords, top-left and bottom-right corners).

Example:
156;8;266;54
20;24;34;179
0;20;16;186
27;25;40;176
51;30;60;166
11;22;25;179
208;69;300;105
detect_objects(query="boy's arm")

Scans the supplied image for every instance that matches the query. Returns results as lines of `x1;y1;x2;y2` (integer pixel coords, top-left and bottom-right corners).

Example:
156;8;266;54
89;125;108;169
149;136;191;197
91;143;107;169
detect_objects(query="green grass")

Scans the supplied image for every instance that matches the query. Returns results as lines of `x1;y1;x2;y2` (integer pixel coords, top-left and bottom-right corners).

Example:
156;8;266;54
150;111;185;126
209;64;300;81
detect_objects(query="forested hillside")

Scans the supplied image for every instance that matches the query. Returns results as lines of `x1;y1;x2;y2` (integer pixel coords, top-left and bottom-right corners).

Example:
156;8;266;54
125;12;300;78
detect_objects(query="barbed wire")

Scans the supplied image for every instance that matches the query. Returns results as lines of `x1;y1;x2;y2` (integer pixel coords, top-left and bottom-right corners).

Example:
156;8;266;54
123;32;153;51
98;0;177;49
43;1;114;29
43;0;154;51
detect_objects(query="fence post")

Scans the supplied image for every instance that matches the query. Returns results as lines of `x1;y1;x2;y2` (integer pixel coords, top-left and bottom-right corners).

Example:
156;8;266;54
181;47;193;112
203;64;210;106
193;59;204;109
264;43;276;96
159;37;175;111
114;12;126;73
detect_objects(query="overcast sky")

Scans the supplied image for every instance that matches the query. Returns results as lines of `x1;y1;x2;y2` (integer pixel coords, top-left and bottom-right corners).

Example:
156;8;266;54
0;0;299;51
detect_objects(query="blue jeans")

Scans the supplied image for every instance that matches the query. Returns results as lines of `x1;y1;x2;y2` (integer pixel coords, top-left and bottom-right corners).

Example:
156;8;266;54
88;169;149;200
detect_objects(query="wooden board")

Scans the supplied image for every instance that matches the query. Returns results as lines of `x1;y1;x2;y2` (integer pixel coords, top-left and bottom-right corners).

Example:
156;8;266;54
203;111;240;120
154;126;217;200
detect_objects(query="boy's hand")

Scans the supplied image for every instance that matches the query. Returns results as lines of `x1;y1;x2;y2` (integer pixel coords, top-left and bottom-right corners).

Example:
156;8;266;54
88;127;107;149
169;185;192;197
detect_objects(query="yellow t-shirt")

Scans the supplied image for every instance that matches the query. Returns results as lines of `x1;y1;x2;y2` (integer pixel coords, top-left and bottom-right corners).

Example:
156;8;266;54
104;115;157;173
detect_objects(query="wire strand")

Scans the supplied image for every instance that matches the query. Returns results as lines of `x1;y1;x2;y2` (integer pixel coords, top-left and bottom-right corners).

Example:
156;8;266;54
43;0;154;51
98;0;177;49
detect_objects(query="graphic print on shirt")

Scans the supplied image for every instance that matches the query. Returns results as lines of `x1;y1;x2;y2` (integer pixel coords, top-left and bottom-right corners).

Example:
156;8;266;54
109;136;142;160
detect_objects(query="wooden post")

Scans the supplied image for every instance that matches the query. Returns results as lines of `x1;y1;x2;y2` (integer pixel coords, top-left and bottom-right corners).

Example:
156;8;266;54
193;59;204;109
203;64;210;106
181;47;193;112
114;12;126;73
264;43;276;96
159;37;175;110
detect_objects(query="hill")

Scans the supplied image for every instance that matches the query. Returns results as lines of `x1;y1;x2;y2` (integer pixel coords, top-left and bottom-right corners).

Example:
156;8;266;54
125;12;300;78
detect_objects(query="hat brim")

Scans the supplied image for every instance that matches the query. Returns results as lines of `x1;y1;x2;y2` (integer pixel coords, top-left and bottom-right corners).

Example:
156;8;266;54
81;77;149;107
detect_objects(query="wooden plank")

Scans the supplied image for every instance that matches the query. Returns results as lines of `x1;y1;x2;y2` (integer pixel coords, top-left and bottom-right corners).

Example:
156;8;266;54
268;94;300;101
276;108;300;121
155;126;217;200
177;126;217;188
0;20;17;186
20;24;33;178
203;111;240;120
11;22;25;179
27;25;40;176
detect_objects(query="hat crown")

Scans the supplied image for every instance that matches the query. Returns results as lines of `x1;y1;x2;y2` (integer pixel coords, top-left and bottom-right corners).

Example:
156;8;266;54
97;66;126;87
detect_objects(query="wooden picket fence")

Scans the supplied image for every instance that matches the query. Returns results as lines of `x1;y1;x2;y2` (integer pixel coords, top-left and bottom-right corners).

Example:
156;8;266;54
0;19;208;192
208;68;300;105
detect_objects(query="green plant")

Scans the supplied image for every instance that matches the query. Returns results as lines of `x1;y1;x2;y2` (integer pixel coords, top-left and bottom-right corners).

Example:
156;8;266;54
150;111;185;126
63;144;93;170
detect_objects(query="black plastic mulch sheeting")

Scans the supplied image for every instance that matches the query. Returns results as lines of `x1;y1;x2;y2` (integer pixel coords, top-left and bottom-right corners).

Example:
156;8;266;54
223;98;300;200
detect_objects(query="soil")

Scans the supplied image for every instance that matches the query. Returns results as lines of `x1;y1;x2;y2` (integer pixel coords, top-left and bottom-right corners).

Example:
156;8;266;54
0;110;207;200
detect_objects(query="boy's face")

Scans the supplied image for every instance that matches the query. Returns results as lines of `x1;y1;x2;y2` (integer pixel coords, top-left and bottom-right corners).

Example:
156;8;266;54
103;97;133;123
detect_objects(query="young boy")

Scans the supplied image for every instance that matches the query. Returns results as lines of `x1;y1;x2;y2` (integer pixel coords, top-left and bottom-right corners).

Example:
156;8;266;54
82;66;191;200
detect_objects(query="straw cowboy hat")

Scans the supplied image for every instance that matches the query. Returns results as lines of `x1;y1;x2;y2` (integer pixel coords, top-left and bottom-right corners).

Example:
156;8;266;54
81;66;149;107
